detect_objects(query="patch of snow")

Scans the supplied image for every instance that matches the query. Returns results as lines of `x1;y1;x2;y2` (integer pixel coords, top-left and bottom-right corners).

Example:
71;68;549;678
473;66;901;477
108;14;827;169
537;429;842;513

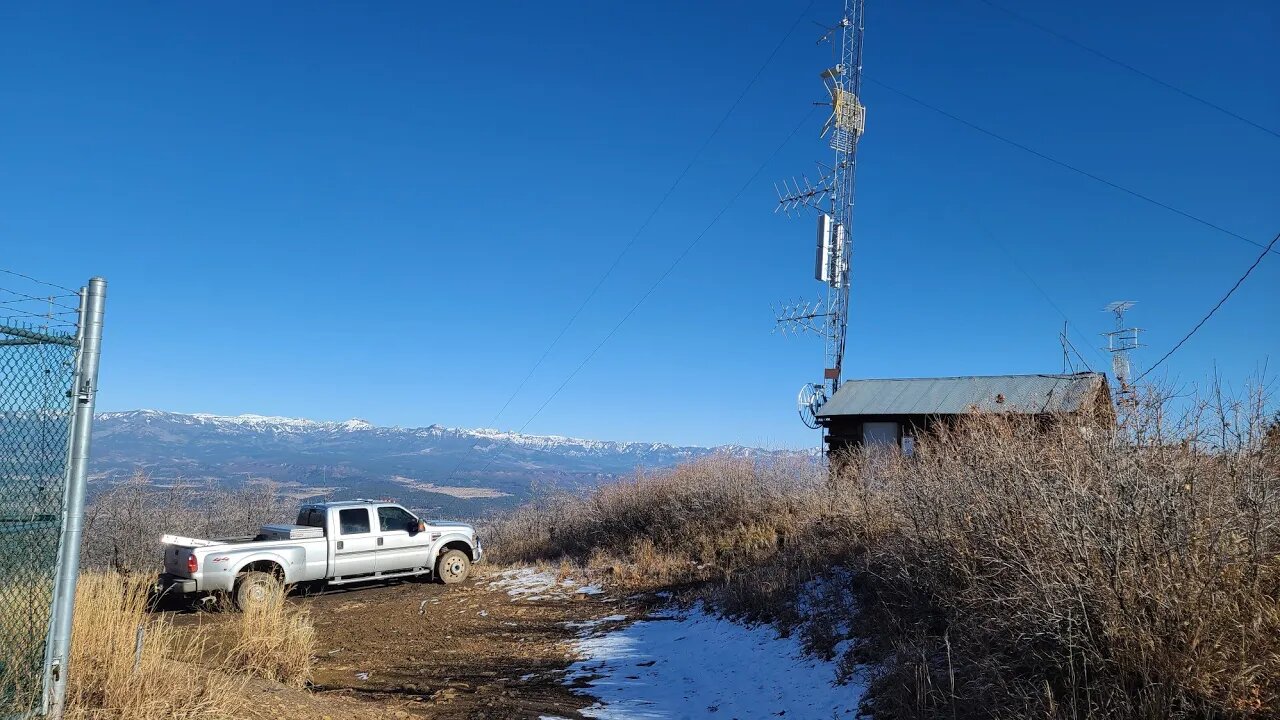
488;568;561;597
562;614;628;631
489;568;609;600
565;605;863;719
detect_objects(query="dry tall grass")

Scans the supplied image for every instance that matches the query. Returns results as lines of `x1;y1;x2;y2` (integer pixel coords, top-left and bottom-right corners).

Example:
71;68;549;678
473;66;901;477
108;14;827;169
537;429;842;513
489;385;1279;719
0;579;54;712
59;571;316;719
64;572;238;719
220;592;314;687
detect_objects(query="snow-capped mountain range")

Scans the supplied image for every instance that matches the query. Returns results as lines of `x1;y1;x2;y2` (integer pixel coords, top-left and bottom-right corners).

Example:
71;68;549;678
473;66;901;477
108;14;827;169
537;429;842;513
92;410;799;512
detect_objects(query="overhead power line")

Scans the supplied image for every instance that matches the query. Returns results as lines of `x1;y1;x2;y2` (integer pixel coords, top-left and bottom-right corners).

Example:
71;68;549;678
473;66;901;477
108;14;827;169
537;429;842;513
516;108;819;434
973;220;1109;371
452;106;819;482
974;0;1280;141
441;3;817;483
484;0;818;426
867;77;1279;259
1137;229;1279;381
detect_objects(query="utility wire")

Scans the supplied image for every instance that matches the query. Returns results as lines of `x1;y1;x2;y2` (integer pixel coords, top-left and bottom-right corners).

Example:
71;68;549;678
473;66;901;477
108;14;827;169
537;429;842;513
439;2;817;483
516;108;818;434
486;0;818;426
866;77;1280;259
973;220;1109;370
974;0;1280;141
453;107;819;482
1136;229;1279;381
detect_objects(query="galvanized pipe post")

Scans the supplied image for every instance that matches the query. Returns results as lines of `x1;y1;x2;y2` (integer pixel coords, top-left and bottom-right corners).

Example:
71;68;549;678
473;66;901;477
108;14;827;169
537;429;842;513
43;277;106;719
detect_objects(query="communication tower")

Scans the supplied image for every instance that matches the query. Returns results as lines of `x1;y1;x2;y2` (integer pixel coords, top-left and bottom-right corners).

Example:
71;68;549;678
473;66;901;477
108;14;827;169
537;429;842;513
1103;301;1141;404
773;0;868;429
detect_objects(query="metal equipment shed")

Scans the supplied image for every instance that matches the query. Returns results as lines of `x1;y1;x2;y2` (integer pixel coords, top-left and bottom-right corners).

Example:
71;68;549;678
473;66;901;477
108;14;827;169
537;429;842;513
816;372;1113;456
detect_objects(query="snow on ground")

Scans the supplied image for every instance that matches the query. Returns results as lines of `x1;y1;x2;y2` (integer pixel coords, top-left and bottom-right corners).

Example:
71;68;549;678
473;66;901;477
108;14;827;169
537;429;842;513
565;605;863;719
488;567;605;600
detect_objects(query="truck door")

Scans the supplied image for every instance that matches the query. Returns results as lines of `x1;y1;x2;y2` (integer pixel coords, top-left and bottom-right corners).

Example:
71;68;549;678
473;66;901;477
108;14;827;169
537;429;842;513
374;505;432;573
332;507;377;577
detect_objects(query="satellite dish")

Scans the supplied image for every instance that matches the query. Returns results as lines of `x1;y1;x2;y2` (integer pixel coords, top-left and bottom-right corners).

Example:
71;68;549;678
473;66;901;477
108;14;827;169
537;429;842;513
797;383;828;429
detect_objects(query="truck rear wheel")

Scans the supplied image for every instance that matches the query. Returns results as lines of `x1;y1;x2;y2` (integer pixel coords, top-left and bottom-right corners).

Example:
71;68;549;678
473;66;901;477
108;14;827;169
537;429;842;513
235;570;282;610
435;549;471;584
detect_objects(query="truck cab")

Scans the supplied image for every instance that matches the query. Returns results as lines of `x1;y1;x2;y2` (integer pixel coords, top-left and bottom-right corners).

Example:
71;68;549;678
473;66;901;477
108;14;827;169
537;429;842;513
295;501;478;582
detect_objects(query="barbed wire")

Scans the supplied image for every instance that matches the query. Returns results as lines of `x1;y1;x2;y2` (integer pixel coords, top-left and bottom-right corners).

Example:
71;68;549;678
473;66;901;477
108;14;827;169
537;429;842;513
0;288;80;313
0;268;78;294
0;271;83;337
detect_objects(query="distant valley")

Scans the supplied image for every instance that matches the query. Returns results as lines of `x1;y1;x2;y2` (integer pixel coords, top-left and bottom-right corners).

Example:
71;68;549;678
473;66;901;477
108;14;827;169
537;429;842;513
91;410;801;516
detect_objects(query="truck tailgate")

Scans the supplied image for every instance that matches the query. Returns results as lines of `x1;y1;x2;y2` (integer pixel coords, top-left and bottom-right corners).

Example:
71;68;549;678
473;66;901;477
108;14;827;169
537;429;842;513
163;543;197;577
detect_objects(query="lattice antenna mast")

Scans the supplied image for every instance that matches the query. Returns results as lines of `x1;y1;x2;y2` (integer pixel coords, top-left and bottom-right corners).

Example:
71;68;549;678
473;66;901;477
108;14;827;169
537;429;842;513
773;0;867;428
1102;301;1142;404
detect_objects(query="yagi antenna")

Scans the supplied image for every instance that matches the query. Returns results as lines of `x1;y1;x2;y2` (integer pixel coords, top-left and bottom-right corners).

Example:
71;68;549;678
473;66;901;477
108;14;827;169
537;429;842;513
770;0;868;430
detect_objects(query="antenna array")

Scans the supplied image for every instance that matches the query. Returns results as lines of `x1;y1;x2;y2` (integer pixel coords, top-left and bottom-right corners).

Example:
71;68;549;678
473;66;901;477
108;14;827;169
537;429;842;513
1102;300;1142;404
773;0;868;429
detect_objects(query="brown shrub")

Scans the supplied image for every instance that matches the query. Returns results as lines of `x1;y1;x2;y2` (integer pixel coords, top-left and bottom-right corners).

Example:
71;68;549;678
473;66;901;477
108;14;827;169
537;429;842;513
840;388;1280;719
485;454;826;584
488;384;1280;719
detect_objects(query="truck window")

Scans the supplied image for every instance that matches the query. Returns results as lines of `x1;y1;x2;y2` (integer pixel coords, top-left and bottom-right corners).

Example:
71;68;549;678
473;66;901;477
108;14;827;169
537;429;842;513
338;508;371;535
296;508;325;528
377;506;416;532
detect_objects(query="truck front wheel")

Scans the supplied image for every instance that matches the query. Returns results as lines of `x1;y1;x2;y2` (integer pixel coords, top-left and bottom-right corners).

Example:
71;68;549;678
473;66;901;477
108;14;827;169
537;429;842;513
235;570;282;610
435;549;471;584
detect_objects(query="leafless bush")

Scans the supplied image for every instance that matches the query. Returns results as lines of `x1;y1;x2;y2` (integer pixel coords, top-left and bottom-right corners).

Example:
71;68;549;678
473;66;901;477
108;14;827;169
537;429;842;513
838;385;1279;719
488;382;1279;719
83;472;286;573
485;455;828;587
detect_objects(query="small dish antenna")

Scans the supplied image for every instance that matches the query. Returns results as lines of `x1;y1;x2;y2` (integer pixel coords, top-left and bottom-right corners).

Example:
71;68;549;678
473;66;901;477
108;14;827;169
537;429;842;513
797;383;828;429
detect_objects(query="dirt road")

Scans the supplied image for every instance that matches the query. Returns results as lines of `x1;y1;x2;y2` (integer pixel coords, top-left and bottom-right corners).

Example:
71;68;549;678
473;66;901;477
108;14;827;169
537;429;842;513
176;566;627;720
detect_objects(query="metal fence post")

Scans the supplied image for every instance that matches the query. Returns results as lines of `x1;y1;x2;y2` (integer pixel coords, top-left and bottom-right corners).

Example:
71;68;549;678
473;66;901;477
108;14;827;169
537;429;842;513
42;278;105;720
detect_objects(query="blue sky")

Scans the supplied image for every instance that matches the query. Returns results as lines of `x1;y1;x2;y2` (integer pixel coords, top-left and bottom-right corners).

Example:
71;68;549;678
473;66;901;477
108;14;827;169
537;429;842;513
1;0;1276;448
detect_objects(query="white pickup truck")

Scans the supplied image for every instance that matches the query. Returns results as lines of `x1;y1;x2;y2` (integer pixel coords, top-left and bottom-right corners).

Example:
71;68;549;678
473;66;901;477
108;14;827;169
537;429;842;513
156;500;482;609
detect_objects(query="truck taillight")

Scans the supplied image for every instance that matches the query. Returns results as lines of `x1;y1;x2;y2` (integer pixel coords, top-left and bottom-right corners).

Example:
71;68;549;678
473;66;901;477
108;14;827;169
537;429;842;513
187;555;198;573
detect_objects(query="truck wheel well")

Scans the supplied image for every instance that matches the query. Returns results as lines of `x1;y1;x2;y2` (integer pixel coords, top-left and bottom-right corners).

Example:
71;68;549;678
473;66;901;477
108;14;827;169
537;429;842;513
238;560;284;580
440;540;473;559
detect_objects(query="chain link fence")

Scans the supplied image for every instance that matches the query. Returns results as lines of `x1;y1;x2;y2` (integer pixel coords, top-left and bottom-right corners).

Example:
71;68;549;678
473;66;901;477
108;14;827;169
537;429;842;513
0;322;78;716
0;276;104;720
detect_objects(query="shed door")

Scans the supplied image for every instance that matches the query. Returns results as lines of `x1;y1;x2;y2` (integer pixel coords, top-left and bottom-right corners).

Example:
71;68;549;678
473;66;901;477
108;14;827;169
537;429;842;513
862;421;899;448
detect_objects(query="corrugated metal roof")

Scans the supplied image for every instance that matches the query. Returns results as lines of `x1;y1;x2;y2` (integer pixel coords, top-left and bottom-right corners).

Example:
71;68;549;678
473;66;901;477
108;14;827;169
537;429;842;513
816;373;1107;418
